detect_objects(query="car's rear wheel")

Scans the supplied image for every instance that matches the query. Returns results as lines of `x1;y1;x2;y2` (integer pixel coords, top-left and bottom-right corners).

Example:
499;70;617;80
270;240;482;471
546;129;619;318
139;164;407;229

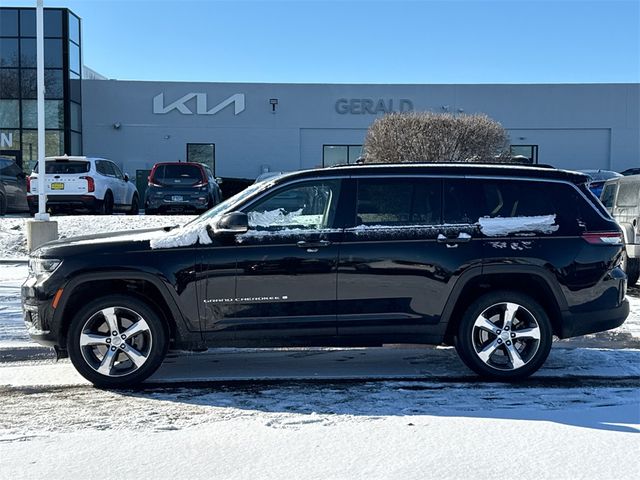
128;194;139;215
98;191;114;215
68;295;168;388
455;291;552;381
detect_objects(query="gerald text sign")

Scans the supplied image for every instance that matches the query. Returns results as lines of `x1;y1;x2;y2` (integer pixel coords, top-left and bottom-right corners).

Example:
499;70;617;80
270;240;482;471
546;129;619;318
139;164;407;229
335;98;414;115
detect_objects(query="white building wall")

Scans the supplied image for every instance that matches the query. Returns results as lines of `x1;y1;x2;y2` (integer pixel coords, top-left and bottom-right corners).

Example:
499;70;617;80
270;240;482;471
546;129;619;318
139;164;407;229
81;81;639;178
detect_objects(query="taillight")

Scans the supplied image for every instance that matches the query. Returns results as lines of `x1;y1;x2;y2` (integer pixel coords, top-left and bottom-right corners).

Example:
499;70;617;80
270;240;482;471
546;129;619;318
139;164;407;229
582;232;623;245
26;176;31;193
80;176;95;192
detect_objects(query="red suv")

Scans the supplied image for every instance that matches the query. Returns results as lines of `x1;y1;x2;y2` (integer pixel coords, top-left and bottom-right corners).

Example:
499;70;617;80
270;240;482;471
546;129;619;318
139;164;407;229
144;162;222;214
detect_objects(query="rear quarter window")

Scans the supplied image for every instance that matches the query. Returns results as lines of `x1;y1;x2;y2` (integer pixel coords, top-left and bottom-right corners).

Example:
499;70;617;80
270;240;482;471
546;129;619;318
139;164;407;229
444;178;612;234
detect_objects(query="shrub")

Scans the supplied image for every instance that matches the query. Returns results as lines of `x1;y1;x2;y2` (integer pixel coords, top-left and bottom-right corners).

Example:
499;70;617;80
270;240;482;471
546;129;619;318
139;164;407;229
363;112;513;164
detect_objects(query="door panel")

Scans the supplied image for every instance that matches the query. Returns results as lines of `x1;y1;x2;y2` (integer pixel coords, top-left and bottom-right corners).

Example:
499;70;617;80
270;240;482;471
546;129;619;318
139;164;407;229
202;178;344;341
337;177;483;339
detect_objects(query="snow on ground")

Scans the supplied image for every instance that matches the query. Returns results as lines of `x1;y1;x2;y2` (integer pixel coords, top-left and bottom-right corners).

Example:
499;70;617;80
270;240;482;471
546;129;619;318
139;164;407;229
1;214;639;479
0;214;196;258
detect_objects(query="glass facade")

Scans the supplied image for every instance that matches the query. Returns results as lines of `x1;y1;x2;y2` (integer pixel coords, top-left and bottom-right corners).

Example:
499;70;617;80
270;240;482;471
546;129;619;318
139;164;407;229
322;145;362;167
0;7;82;172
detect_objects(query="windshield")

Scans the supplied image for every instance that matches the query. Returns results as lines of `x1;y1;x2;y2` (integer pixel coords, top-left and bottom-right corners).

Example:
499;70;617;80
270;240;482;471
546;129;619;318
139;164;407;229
34;161;90;174
183;181;268;228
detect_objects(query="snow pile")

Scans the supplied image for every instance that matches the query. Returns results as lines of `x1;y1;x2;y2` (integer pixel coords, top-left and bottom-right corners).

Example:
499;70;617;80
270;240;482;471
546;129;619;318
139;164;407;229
479;214;559;236
150;220;213;249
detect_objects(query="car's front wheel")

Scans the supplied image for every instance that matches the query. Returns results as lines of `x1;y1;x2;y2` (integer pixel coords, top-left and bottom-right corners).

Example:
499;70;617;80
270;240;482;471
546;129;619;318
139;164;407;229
455;291;553;381
67;295;168;388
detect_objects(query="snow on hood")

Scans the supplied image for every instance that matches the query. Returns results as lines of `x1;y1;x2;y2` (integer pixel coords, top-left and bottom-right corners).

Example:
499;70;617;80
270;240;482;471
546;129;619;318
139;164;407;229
150;221;213;249
478;215;559;236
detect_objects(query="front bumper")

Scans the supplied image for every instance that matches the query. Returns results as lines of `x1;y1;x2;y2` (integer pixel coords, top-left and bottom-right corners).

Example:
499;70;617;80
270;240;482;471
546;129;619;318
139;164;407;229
22;276;62;348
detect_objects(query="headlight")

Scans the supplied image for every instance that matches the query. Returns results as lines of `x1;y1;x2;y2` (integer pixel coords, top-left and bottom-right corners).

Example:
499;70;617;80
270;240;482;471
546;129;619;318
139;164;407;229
29;258;62;277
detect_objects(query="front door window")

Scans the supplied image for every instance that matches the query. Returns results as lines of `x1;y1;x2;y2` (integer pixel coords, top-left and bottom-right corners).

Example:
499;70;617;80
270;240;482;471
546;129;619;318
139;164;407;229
244;180;342;232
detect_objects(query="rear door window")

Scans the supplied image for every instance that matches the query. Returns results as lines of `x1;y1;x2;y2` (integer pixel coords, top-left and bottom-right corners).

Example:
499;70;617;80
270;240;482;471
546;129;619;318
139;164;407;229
355;178;442;226
153;164;203;186
616;182;640;208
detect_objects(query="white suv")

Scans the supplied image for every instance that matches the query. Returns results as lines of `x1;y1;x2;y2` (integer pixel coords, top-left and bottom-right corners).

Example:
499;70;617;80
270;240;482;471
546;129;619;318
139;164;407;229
600;174;640;285
28;156;139;215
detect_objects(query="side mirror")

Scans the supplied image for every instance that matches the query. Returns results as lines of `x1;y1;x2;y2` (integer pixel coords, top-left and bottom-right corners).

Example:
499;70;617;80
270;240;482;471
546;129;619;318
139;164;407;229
123;173;129;182
215;212;248;234
215;177;223;185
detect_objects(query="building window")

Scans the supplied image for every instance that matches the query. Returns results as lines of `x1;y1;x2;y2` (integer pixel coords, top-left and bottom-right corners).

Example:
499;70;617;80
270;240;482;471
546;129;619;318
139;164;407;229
323;144;362;167
187;143;216;176
510;145;538;164
0;9;19;37
1;7;83;170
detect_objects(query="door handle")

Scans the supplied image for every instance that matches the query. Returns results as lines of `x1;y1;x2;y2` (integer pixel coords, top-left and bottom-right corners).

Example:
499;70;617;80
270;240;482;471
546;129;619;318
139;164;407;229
437;233;472;244
297;240;332;249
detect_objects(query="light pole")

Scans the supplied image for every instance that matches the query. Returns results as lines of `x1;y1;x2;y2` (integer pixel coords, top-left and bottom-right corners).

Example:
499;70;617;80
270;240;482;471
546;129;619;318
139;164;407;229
26;0;58;251
35;0;47;221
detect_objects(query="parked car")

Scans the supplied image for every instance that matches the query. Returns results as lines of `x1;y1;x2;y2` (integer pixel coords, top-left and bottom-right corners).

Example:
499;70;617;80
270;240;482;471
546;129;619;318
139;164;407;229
578;169;622;198
145;162;222;214
600;175;640;285
0;156;29;215
23;163;628;387
620;168;640;176
28;156;139;215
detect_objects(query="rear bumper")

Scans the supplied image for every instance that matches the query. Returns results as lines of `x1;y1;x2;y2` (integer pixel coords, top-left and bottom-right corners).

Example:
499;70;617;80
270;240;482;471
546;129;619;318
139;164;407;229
559;299;629;338
145;197;208;213
28;194;100;211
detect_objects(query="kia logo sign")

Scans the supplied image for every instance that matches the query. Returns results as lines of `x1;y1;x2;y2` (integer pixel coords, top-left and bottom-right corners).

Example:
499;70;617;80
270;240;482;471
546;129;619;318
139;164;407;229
153;93;245;115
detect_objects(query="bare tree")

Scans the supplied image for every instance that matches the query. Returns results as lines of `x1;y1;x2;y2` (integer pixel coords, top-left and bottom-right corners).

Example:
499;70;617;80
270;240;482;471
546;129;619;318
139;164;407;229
363;112;514;164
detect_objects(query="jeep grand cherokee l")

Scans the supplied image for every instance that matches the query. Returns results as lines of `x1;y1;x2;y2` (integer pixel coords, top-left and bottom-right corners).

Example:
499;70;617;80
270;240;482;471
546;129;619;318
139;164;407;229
22;163;629;387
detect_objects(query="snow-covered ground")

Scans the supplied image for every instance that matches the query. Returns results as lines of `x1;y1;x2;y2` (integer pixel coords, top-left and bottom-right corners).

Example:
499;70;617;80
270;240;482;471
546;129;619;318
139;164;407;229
0;214;196;259
1;214;639;479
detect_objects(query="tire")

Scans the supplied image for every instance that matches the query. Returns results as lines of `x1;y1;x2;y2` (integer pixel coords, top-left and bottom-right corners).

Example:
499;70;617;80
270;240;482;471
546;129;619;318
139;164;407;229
98;191;114;215
128;194;139;215
67;295;168;388
0;193;6;216
455;291;553;381
627;257;640;286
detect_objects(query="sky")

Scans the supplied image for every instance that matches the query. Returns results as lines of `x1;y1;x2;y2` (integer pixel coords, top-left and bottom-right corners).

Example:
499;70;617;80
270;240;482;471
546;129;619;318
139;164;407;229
2;0;639;84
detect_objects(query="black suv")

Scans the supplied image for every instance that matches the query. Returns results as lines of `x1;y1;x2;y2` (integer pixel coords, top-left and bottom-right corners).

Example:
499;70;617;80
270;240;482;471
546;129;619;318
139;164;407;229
22;164;629;387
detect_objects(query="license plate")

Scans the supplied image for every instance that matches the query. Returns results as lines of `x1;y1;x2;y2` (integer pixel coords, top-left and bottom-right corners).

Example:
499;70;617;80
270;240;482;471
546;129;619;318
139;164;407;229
171;195;183;202
50;182;64;190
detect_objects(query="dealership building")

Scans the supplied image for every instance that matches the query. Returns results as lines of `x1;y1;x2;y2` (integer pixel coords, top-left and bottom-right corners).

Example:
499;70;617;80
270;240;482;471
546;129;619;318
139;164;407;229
1;7;639;197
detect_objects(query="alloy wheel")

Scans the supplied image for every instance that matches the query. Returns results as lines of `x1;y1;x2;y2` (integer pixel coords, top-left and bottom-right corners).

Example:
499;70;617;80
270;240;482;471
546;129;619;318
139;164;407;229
79;306;153;377
471;302;541;371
